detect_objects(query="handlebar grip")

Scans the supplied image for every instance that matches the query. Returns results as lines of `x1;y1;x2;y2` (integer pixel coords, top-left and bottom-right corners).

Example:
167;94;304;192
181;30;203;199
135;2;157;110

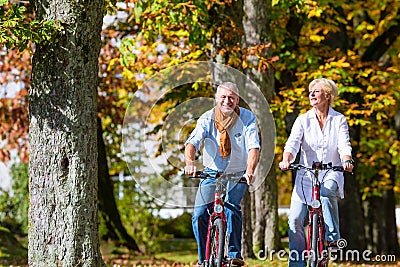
185;171;213;179
193;171;210;179
288;164;301;170
239;177;248;184
332;166;344;172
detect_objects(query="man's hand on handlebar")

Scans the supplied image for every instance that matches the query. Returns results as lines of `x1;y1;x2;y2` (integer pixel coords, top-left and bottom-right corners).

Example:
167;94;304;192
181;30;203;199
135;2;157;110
243;173;254;185
184;164;197;177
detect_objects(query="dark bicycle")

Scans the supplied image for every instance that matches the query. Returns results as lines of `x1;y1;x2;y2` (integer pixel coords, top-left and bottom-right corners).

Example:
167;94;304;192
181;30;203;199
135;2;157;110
287;162;349;267
190;171;247;267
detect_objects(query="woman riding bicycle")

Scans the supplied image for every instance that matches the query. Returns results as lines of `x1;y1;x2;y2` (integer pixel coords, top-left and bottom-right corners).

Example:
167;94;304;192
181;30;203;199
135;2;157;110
184;82;260;266
279;78;354;267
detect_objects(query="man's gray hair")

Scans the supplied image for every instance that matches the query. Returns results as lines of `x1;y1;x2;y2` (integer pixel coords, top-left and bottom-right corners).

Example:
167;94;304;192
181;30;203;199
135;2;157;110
217;82;239;96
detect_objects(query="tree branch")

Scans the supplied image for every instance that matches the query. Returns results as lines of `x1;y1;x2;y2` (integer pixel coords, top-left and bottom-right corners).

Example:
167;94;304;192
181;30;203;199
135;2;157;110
361;9;400;62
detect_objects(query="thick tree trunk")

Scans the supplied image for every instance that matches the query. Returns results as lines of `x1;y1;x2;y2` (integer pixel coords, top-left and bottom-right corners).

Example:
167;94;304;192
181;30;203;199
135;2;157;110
28;0;105;266
97;117;140;251
242;0;280;254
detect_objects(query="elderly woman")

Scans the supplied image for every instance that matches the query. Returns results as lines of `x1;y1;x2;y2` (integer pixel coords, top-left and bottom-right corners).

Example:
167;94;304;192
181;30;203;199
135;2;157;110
279;78;354;267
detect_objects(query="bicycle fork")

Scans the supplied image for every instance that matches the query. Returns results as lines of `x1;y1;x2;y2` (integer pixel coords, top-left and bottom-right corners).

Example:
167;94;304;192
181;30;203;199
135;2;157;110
307;181;328;267
205;191;227;265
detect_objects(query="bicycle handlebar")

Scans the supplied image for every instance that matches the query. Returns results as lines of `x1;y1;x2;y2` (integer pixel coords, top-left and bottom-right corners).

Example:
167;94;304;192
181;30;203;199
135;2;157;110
285;162;353;175
289;163;343;172
187;171;248;184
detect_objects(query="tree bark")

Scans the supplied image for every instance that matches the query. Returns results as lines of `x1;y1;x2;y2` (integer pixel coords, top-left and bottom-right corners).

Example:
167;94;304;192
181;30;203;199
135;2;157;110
97;117;140;251
28;0;105;266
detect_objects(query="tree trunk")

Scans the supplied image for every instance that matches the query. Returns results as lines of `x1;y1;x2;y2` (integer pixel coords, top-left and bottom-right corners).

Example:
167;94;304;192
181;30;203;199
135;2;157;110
28;0;105;266
241;190;254;258
242;0;280;254
338;125;366;251
338;172;366;251
363;172;400;255
97;117;140;251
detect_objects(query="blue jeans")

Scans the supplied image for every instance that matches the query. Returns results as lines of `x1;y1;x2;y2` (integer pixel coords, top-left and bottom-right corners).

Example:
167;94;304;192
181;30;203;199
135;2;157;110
288;180;340;267
192;169;247;264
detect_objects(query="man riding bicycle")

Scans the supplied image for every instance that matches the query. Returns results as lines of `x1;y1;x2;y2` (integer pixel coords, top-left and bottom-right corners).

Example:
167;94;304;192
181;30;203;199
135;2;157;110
184;82;260;266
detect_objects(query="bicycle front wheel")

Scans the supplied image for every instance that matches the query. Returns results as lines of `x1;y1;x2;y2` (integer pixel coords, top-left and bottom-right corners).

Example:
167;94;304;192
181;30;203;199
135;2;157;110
309;213;319;267
208;217;225;267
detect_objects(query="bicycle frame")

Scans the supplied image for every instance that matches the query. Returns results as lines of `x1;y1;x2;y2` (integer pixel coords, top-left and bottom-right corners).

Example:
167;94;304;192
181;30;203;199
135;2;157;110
205;176;227;265
288;162;345;267
191;171;246;267
306;162;328;267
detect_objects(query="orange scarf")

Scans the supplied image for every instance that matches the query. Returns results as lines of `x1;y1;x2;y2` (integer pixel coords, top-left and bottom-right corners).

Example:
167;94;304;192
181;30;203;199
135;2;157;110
214;106;240;158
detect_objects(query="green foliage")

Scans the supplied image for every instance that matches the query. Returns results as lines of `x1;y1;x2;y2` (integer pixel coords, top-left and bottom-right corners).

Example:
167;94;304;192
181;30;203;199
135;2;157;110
278;213;289;238
270;0;400;201
159;212;194;238
0;226;27;265
133;0;210;46
109;0;400;209
105;0;117;14
0;162;29;235
0;0;61;51
115;179;169;254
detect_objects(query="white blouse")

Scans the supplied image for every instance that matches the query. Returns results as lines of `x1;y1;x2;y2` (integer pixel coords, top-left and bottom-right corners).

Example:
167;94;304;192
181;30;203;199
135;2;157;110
284;108;352;203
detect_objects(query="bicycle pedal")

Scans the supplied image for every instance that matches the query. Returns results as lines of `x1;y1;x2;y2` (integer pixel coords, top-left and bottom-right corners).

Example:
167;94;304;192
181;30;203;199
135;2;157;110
229;258;245;266
328;246;339;252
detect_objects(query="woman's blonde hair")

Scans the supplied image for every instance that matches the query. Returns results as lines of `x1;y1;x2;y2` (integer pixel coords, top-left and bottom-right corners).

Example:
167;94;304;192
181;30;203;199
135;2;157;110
309;78;338;107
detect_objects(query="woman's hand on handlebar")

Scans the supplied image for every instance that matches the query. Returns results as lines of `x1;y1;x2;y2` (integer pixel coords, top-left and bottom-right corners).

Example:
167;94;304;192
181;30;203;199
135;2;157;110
279;160;291;171
342;161;354;173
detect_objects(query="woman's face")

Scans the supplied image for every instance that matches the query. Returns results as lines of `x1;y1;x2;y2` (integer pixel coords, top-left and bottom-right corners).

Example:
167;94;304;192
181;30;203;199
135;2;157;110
309;85;330;108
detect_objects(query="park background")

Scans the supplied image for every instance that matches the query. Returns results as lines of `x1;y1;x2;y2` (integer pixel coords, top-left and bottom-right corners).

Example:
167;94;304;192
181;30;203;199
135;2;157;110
0;0;399;266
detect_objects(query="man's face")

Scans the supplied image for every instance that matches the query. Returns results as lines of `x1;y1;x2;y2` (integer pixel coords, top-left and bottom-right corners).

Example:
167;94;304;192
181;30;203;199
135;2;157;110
215;87;240;114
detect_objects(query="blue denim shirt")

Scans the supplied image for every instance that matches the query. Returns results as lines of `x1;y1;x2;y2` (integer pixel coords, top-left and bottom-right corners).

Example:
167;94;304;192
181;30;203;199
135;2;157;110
185;107;260;173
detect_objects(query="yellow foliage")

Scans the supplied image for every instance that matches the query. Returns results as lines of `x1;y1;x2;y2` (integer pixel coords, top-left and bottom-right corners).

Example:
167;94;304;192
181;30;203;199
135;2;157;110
309;34;325;43
307;8;322;18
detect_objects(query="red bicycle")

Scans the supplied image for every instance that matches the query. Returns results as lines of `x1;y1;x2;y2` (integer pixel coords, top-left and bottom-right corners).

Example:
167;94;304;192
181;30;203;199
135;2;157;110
191;171;247;267
288;162;348;267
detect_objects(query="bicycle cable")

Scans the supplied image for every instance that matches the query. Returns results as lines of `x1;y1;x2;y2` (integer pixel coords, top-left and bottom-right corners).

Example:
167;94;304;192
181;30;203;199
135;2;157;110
300;165;342;207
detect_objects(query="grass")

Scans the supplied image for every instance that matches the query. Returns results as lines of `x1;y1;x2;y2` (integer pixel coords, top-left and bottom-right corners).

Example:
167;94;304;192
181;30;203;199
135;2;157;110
157;238;198;263
0;227;27;266
109;238;400;267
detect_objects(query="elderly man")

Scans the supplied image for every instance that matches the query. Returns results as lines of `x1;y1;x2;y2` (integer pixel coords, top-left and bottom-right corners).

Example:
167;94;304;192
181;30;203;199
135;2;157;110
184;82;260;266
